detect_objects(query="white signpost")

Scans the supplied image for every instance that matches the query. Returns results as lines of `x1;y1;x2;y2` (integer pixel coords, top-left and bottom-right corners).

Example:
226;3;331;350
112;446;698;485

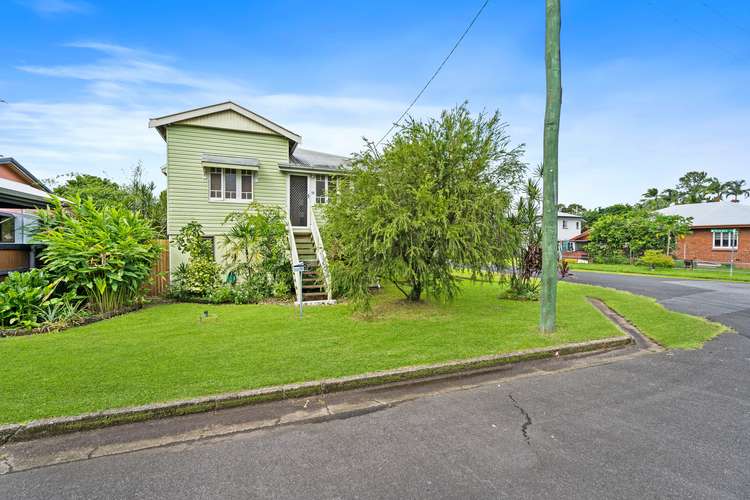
293;262;305;317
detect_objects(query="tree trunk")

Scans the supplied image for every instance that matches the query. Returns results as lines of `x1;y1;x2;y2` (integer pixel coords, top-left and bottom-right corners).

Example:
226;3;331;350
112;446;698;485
540;0;562;333
408;281;422;302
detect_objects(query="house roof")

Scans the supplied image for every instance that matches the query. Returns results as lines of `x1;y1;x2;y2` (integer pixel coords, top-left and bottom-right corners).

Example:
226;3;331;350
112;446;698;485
657;202;750;227
149;101;302;148
0;157;51;193
558;211;584;219
291;148;350;170
0;177;59;208
569;229;590;242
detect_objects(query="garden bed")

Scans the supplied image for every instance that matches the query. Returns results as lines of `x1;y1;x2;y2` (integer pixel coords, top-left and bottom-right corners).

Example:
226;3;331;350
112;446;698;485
0;280;726;424
0;304;143;338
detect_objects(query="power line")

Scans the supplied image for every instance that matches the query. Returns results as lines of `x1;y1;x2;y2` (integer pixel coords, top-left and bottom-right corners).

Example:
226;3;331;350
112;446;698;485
646;0;744;61
375;0;490;147
696;0;749;36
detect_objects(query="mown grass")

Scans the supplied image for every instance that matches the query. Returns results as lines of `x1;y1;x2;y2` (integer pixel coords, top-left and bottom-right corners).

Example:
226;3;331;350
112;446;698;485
570;262;750;282
0;280;727;424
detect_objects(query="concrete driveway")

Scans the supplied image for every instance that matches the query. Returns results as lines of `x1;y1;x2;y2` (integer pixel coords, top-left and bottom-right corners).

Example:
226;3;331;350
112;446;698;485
2;272;748;499
567;271;750;337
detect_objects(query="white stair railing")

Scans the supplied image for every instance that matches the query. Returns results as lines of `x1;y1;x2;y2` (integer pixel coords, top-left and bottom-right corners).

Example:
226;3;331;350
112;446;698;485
309;208;332;301
285;216;302;302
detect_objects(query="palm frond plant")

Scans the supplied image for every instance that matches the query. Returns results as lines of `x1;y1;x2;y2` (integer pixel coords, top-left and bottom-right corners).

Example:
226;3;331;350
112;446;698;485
506;173;543;300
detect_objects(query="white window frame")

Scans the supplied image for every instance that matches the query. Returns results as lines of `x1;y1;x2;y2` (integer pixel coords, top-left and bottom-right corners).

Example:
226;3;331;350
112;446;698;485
315;174;338;204
208;167;253;202
562;219;568;229
712;229;738;250
0;215;15;243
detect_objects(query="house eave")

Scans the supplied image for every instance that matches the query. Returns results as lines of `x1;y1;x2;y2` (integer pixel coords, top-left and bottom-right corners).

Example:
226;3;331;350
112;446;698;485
278;164;349;176
148;101;302;147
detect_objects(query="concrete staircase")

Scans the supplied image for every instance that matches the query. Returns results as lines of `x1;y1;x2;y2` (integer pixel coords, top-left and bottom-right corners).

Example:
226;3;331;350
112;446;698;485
293;230;329;302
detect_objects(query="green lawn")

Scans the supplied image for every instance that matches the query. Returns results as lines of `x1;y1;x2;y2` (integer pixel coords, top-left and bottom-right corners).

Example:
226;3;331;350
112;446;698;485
570;262;750;282
0;280;727;424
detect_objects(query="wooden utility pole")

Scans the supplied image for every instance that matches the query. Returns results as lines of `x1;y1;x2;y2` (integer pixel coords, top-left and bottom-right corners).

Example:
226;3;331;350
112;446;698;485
540;0;562;333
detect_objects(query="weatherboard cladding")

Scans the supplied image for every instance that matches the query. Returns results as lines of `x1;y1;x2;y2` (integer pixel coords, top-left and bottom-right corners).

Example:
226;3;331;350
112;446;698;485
179;109;278;136
165;124;289;237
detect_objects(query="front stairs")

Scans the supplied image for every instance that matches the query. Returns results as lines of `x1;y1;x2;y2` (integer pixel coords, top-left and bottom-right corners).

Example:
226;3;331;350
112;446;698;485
292;230;331;303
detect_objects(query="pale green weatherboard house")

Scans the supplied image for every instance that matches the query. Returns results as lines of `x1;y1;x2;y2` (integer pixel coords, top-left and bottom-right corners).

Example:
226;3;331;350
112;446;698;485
149;101;350;304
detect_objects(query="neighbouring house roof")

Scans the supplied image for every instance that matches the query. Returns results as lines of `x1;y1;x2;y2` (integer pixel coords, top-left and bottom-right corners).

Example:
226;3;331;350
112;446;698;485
558;211;584;219
657;202;750;228
0;177;59;208
148;101;302;149
279;148;351;174
569;229;590;242
0;157;51;193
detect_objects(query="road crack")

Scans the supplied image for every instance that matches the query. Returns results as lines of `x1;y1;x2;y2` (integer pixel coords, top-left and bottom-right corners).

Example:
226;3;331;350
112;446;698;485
508;394;532;445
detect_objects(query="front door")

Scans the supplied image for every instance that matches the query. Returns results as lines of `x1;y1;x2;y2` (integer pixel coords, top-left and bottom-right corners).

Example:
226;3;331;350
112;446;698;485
289;175;308;227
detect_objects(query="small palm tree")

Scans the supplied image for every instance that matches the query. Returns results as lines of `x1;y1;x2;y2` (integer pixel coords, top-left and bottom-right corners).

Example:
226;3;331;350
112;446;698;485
660;188;679;206
641;187;658;202
722;180;750;203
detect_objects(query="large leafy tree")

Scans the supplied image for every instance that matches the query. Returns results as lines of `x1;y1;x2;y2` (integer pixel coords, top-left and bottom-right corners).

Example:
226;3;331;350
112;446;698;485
324;104;524;307
53;173;130;207
582;203;634;229
588;210;691;261
557;202;586;215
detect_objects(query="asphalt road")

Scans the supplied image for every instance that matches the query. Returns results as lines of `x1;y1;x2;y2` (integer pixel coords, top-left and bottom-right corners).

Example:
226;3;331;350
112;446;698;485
2;273;749;499
567;271;750;338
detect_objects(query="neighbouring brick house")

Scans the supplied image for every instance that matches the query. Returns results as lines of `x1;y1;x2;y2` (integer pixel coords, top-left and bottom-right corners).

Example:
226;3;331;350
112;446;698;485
0;157;55;278
657;202;750;268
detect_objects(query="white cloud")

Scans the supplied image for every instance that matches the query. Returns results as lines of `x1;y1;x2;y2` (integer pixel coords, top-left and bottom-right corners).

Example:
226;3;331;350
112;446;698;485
6;41;745;209
1;42;441;190
18;0;90;15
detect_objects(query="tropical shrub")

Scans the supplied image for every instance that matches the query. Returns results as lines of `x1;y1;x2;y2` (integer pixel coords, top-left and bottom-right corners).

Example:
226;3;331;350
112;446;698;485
638;250;674;269
0;269;83;329
221;204;292;297
505;171;543;300
170;260;222;298
35;198;161;314
207;285;235;304
169;221;222;300
558;259;571;279
324;104;524;309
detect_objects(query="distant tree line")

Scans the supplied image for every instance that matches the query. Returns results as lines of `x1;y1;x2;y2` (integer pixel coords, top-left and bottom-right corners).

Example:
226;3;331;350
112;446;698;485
45;162;167;238
640;171;749;209
559;171;748;231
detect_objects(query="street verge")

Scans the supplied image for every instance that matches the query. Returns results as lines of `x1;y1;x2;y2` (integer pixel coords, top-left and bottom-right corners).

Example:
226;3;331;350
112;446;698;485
0;335;631;445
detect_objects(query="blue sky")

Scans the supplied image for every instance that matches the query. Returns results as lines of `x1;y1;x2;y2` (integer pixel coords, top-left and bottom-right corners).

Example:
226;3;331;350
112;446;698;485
1;0;748;207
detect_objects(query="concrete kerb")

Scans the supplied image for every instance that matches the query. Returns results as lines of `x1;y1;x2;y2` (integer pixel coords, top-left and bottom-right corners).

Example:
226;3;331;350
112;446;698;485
3;336;632;444
587;297;664;351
